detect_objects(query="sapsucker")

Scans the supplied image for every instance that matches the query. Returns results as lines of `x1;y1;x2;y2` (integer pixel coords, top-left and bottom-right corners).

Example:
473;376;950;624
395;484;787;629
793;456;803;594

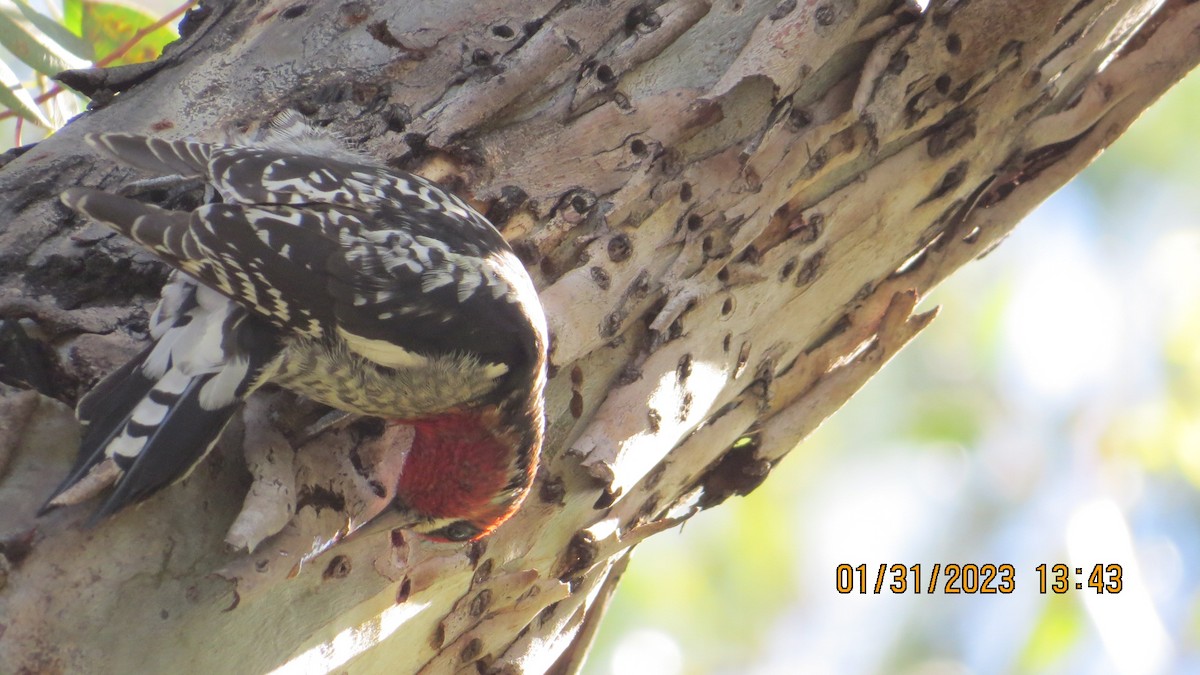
44;112;548;542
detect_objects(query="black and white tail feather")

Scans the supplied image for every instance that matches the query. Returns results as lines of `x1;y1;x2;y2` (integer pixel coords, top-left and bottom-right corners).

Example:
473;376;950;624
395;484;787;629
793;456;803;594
44;277;279;519
45;112;546;522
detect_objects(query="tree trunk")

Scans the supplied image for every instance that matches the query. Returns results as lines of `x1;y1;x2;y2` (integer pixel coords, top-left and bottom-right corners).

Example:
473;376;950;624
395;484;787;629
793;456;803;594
1;0;1197;672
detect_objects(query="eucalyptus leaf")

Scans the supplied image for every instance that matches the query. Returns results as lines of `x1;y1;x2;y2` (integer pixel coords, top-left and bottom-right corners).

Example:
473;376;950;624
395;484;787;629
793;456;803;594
82;2;177;66
12;0;94;61
0;7;88;78
63;0;82;37
0;57;51;127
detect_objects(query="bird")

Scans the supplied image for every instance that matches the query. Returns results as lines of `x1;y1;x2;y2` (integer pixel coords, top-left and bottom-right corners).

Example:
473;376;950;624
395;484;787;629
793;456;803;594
43;112;548;542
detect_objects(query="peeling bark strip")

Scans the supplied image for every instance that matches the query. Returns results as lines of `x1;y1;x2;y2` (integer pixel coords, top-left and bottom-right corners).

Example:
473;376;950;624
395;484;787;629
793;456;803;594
1;0;1198;672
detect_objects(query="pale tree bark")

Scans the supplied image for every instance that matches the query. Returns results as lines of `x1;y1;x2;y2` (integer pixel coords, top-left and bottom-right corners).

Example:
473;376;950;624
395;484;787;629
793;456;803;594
0;0;1196;672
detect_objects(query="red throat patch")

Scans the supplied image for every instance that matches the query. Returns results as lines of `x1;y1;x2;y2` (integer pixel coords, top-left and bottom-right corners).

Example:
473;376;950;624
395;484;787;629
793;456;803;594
395;411;518;530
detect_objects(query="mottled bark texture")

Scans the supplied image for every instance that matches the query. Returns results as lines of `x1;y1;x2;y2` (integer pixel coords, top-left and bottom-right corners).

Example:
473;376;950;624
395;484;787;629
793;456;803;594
1;0;1197;672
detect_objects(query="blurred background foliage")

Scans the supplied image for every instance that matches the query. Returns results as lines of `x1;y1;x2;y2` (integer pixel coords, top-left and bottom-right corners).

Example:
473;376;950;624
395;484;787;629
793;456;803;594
0;0;183;145
4;4;1199;675
587;67;1200;675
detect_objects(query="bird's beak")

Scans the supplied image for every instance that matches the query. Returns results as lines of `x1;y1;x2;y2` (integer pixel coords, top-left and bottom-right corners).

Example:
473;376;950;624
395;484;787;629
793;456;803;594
347;506;414;544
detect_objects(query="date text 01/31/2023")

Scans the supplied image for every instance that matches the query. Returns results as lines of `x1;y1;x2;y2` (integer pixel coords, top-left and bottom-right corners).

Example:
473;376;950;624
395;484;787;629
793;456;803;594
834;563;1124;595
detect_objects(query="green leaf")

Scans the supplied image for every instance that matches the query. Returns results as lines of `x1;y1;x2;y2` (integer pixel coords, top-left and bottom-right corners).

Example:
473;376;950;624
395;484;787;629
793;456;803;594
12;0;94;61
0;57;51;127
63;0;83;37
82;2;178;67
1016;595;1084;672
0;7;89;78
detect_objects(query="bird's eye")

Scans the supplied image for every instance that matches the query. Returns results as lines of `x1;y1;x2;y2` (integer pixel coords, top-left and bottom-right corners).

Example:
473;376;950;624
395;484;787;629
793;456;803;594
430;521;481;542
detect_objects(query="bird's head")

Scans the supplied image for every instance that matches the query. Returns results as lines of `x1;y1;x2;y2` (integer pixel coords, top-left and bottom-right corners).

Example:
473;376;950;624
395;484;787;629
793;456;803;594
393;403;542;542
391;238;548;543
